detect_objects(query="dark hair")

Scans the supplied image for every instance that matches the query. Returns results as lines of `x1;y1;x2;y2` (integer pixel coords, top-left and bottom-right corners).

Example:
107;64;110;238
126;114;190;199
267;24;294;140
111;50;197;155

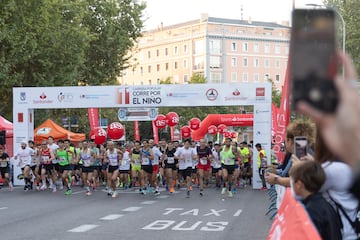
134;140;141;145
57;139;65;144
286;120;315;145
183;139;191;144
48;136;54;140
289;161;326;193
64;139;70;143
255;143;262;148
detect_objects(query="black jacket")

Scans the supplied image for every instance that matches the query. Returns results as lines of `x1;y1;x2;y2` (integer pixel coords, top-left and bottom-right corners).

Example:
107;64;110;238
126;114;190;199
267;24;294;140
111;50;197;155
302;193;342;240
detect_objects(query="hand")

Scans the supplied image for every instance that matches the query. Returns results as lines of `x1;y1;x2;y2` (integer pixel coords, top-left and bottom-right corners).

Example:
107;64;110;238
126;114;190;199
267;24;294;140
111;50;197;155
265;172;278;185
298;52;360;167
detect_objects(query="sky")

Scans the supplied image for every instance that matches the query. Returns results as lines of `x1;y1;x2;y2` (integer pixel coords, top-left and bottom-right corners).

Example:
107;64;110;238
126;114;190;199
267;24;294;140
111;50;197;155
143;0;324;30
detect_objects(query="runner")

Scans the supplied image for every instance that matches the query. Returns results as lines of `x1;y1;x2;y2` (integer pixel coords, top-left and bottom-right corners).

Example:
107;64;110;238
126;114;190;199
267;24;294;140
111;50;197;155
55;139;74;195
90;140;101;190
196;139;213;196
163;140;178;194
78;140;96;196
239;141;252;186
119;145;131;190
174;139;197;198
104;140;122;197
140;139;154;195
158;138;167;187
130;140;142;188
14;141;35;191
232;141;241;193
48;136;59;192
149;139;162;195
28;140;40;190
211;142;222;189
39;140;55;191
221;138;239;197
0;146;13;191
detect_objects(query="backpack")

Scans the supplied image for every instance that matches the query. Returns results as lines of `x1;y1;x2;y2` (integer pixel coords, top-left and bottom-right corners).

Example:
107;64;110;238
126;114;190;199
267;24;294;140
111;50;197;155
327;191;360;237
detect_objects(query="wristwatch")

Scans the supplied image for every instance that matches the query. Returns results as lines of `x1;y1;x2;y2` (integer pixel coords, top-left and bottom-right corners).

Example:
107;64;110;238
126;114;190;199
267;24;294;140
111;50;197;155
274;176;278;184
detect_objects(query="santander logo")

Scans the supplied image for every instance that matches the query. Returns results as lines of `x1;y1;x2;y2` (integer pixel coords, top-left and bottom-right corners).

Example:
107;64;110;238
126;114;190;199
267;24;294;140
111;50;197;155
40;93;47;99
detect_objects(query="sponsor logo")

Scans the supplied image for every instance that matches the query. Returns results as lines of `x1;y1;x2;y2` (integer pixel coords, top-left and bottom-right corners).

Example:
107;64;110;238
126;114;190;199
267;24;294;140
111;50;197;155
255;109;270;114
58;92;73;103
232;89;240;96
33;93;53;104
36;127;51;135
256;88;265;97
117;87;162;105
225;89;247;101
80;93;110;100
206;88;218;101
20;92;26;101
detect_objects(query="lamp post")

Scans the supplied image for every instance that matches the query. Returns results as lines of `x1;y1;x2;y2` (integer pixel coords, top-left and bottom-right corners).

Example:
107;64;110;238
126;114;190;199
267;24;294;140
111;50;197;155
306;3;346;78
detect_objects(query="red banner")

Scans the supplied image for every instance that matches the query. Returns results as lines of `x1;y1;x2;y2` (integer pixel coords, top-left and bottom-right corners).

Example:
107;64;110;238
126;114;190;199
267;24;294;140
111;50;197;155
267;189;321;240
152;120;159;144
134;121;140;141
88;108;99;131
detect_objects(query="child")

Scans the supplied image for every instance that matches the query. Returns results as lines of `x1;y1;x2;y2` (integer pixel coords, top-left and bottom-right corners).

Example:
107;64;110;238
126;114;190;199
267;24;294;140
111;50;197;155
289;161;342;240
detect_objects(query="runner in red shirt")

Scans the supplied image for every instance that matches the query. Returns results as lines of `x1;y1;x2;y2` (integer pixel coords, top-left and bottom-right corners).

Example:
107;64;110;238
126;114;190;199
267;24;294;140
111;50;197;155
196;139;213;196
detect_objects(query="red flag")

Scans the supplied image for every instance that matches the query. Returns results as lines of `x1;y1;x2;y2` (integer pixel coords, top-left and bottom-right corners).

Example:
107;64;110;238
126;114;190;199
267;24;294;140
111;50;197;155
88;108;99;131
134;121;140;141
152;120;159;144
267;189;321;240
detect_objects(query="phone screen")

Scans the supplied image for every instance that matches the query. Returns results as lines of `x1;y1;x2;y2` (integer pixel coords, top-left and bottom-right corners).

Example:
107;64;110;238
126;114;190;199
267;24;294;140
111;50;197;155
290;9;338;113
294;137;308;159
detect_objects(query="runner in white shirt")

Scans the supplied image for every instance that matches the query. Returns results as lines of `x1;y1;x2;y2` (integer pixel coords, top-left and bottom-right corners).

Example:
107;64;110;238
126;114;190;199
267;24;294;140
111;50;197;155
211;143;223;189
104;140;122;198
149;139;163;195
174;139;197;198
14;141;35;191
47;136;59;191
119;145;131;190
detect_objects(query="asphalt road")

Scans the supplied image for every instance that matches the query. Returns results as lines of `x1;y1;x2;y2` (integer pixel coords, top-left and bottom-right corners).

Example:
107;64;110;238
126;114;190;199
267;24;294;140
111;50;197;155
0;184;272;240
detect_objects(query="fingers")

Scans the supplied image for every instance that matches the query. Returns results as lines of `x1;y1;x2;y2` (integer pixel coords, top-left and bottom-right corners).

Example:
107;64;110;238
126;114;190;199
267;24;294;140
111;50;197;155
337;51;358;81
296;101;325;124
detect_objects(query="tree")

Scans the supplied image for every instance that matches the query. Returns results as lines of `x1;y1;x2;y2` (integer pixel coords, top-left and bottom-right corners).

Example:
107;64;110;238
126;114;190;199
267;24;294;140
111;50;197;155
269;79;281;107
159;77;172;84
189;73;206;84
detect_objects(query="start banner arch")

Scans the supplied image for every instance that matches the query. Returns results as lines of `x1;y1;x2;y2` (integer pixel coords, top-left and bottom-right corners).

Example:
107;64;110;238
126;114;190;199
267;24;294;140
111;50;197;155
13;83;272;189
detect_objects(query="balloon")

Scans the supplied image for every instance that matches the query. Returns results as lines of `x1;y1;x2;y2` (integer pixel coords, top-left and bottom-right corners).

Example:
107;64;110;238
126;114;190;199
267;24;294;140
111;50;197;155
181;126;192;138
93;128;107;145
230;132;237;139
154;114;167;129
189;117;201;130
166;112;179;127
107;122;125;140
218;124;228;134
89;129;96;140
224;131;231;138
208;125;217;135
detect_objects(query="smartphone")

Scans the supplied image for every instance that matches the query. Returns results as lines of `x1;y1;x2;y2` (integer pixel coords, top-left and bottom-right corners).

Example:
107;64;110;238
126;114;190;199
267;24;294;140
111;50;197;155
294;136;308;159
290;9;339;113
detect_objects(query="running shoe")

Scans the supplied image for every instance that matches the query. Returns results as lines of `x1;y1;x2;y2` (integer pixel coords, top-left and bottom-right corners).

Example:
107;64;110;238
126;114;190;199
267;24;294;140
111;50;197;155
52;186;57;193
169;187;175;194
260;187;268;191
200;190;204;197
228;190;233;198
232;188;237;194
86;191;92;196
141;189;147;195
221;187;227;195
40;185;47;191
154;190;160;196
189;186;193;191
107;190;112;196
65;189;72;195
148;186;153;193
9;182;13;192
186;190;190;198
112;191;117;198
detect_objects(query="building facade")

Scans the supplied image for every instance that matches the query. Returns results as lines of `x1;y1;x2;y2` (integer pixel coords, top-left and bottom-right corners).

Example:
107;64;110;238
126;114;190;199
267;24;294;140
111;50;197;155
121;14;290;90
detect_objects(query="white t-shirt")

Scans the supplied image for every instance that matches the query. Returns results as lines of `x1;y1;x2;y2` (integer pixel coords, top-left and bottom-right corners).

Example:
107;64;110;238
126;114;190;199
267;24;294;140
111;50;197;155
321;161;359;240
48;143;59;163
211;149;222;169
119;151;131;171
16;147;35;168
175;147;197;170
152;146;162;165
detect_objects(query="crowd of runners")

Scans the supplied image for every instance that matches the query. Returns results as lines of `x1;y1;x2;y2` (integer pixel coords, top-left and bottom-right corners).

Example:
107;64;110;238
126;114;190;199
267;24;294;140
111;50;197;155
0;136;272;198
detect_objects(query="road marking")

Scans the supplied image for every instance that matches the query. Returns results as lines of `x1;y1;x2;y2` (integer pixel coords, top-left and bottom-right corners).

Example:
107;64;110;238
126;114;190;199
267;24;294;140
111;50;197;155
67;224;99;233
100;214;124;220
122;206;142;212
233;209;243;217
71;190;87;195
156;195;169;199
141;201;157;205
0;207;8;210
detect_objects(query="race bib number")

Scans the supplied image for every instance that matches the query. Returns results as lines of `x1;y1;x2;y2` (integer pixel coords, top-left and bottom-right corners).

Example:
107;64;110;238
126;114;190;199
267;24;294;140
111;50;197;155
0;161;7;167
260;157;267;168
225;158;232;165
59;156;66;162
185;157;192;163
109;158;118;165
121;159;128;166
167;157;175;164
200;158;208;165
20;156;28;161
142;157;150;165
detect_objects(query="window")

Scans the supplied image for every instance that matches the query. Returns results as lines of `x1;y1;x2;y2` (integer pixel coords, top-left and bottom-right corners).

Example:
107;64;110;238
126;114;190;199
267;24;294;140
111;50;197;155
148;65;151;73
165;48;168;56
183;59;188;69
156;64;160;72
243;58;248;67
174;61;178;69
231;57;237;67
242;73;248;82
264;59;270;68
209;39;221;54
148;51;151;59
264;44;270;53
253;43;259;52
276;74;280;82
165;63;169;71
157;78;160;84
231;42;237;51
148;79;152;85
242;42;248;52
174;46;178;55
140;67;143;76
264;74;270;81
275;45;281;54
231;72;237;82
156;49;159;57
183;44;187;53
210;56;221;68
254;58;259;68
174;75;179;84
210;72;221;83
275;60;280;68
183;74;188;83
254;73;259;82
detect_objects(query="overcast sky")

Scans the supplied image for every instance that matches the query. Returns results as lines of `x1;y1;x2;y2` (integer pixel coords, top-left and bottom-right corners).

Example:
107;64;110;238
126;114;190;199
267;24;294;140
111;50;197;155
143;0;324;30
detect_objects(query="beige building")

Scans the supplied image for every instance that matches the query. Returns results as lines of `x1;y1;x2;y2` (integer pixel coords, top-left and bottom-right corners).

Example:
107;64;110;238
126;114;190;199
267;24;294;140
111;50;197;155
121;14;290;89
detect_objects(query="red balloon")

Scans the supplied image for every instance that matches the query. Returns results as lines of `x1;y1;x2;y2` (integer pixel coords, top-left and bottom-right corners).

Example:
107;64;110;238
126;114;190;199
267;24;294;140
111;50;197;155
93;128;107;145
181;126;192;138
230;132;237;138
189;117;201;130
107;122;125;140
218;124;228;134
89;129;96;140
166;112;179;127
224;131;231;138
154;114;167;129
208;125;217;135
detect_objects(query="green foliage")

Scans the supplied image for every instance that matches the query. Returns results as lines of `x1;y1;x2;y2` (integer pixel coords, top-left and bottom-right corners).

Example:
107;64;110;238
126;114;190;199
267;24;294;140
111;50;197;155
189;73;206;84
269;79;281;107
159;77;172;84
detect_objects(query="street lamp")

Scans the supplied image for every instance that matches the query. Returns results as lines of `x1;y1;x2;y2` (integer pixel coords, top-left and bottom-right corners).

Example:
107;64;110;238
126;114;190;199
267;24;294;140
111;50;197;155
305;3;346;78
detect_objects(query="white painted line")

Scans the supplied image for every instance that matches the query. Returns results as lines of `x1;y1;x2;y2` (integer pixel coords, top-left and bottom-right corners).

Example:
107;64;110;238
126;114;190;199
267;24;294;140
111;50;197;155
122;206;142;212
233;209;243;217
0;207;8;210
100;214;124;220
67;224;99;233
156;195;169;199
71;190;87;195
141;201;157;205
